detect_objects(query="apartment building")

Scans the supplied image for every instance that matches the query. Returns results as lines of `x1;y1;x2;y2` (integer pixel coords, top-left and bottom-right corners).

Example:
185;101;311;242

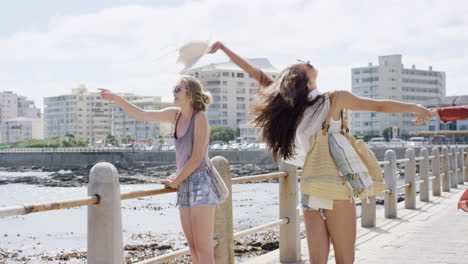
44;86;152;143
0;91;18;122
0;91;42;143
184;58;278;136
351;55;446;137
0;118;43;143
112;97;174;143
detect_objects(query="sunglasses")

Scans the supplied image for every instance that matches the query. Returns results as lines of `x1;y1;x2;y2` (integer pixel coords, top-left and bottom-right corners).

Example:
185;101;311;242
173;85;187;94
297;60;315;70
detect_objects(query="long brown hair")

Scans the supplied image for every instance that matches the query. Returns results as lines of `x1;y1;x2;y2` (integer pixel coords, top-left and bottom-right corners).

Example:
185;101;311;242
251;64;325;162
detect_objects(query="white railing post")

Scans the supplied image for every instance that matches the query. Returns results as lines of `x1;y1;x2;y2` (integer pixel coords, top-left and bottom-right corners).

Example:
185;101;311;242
458;146;465;185
384;150;398;218
464;147;468;182
87;162;124;264
361;196;376;228
419;148;430;202
212;156;234;264
279;161;301;262
450;146;459;188
405;148;416;209
442;146;450;192
431;147;441;196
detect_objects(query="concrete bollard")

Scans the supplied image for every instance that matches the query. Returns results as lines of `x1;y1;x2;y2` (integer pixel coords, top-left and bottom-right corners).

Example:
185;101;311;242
361;196;376;228
419;148;430;202
442;147;450;192
87;162;124;264
384;150;398;219
459;147;466;184
464;147;468;182
279;161;301;262
405;148;416;209
431;147;441;196
212;156;234;264
450;147;459;188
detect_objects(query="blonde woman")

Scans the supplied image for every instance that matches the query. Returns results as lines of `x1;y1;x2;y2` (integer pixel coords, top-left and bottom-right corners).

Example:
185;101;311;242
209;41;431;264
99;75;220;264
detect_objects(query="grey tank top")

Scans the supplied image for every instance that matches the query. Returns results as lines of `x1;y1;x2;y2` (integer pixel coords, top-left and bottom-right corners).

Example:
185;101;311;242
174;110;211;175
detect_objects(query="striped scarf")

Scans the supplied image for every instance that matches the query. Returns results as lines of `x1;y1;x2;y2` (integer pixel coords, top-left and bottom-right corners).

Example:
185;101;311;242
329;133;373;199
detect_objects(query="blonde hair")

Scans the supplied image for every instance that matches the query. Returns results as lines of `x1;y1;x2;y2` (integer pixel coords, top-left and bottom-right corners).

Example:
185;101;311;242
180;75;212;111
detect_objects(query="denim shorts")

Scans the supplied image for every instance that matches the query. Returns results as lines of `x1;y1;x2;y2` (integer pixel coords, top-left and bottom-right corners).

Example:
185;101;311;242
177;170;220;208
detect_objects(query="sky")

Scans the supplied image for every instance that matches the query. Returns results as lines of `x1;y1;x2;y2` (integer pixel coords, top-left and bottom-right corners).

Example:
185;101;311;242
0;0;467;109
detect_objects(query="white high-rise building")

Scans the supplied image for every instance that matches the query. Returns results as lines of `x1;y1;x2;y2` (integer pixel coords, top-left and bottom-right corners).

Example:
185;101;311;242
18;96;41;119
0;91;42;143
184;58;278;132
112;97;174;143
0;118;43;143
351;55;446;137
0;91;18;122
44;85;152;143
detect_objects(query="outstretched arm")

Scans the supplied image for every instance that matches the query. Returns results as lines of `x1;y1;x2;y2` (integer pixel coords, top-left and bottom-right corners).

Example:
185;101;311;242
208;41;274;88
333;90;431;125
99;88;178;123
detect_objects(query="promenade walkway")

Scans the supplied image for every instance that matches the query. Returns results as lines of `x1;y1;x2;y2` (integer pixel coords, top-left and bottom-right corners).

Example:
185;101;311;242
245;186;468;264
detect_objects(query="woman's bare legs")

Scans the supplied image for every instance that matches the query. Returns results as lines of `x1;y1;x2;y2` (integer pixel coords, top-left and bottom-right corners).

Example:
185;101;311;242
325;200;356;264
190;205;216;264
304;209;330;264
180;207;199;264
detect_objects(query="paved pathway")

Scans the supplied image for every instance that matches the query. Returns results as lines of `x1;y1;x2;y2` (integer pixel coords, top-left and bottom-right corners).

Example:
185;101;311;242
244;185;468;264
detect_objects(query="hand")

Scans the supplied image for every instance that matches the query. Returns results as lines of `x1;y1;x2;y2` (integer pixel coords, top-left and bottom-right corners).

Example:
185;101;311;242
412;104;432;125
430;108;439;118
159;177;177;189
207;41;224;54
98;88;118;101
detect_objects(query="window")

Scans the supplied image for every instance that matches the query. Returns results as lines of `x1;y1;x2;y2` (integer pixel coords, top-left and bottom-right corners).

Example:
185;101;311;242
237;88;246;94
207;80;220;85
222;72;230;77
237;82;245;86
236;104;246;110
237;73;244;78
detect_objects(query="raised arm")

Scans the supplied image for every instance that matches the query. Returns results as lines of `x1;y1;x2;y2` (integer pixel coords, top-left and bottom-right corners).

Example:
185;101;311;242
99;88;178;123
208;41;274;88
333;90;431;124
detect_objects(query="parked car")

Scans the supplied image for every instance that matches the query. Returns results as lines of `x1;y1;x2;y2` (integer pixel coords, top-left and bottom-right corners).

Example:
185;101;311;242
229;143;241;150
408;137;424;142
369;137;386;143
407;137;425;147
210;143;222;150
390;138;404;143
258;143;267;150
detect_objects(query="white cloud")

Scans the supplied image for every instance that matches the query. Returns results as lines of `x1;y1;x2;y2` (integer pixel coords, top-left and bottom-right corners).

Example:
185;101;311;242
0;0;467;109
